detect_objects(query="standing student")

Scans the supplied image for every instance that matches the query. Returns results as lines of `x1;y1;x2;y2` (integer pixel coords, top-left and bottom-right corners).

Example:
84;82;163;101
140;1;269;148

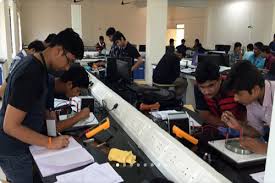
176;39;187;57
222;61;275;154
0;28;84;183
112;31;143;71
96;36;106;52
0;40;45;97
9;40;45;73
44;33;57;47
166;38;175;54
106;27;119;58
193;38;205;54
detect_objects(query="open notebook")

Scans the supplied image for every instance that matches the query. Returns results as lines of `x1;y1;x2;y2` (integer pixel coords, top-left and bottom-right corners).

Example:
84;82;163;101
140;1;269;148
59;112;99;128
29;138;94;177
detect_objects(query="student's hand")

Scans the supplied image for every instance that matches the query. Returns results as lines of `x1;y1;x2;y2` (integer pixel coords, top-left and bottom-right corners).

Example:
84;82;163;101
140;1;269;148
76;108;90;120
240;137;267;154
48;135;70;149
221;111;242;130
45;110;57;121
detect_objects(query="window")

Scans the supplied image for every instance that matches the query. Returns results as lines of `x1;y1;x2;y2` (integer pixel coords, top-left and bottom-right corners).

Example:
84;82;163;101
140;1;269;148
176;24;184;46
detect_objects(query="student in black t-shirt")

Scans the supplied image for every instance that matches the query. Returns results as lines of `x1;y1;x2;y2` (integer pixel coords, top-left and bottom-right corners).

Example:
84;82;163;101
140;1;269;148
106;27;119;57
176;39;187;57
96;36;106;52
47;65;91;132
0;28;84;183
112;31;144;71
153;51;182;84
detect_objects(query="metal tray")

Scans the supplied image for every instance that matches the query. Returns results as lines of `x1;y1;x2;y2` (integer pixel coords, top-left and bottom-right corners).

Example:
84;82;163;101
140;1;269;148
225;139;252;155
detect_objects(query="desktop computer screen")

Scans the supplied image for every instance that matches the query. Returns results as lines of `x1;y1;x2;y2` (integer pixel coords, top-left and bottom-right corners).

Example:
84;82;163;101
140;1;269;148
116;58;133;83
198;54;229;67
139;45;146;52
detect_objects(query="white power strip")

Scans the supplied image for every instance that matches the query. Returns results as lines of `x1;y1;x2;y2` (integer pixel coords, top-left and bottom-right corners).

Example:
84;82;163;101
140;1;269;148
88;73;231;183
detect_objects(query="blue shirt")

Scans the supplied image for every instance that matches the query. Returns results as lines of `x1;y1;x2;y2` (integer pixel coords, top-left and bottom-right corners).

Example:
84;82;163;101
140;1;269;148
9;50;27;73
243;51;254;60
247;53;265;69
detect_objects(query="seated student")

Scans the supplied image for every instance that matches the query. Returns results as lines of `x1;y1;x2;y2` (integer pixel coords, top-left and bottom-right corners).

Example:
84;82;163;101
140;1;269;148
229;42;242;65
47;65;91;132
96;36;106;52
44;33;57;47
166;38;175;54
243;43;254;60
222;61;275;154
176;39;187;57
153;52;182;85
262;45;275;70
0;28;84;183
194;60;246;137
112;31;143;71
106;27;119;58
247;42;266;69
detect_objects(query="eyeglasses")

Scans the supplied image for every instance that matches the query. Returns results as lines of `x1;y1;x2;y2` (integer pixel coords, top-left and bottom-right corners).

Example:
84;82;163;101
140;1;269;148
63;49;75;66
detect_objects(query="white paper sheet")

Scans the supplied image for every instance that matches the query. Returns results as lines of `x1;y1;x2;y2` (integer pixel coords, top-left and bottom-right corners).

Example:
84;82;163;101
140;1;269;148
250;171;265;183
56;163;123;183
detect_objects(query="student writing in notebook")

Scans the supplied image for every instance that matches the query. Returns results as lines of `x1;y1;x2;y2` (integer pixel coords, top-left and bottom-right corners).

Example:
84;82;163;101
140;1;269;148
0;28;84;183
46;65;92;132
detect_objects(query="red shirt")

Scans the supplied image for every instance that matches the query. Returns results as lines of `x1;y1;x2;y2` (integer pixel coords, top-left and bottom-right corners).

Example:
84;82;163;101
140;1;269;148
265;54;275;70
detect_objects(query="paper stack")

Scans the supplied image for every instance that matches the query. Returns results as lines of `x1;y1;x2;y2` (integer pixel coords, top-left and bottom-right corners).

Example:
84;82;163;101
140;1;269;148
56;162;123;183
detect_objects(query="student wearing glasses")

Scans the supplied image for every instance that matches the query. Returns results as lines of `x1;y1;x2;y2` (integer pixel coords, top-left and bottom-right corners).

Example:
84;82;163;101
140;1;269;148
0;28;84;183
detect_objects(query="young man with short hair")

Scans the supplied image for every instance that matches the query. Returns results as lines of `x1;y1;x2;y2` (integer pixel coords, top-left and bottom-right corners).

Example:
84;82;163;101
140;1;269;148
262;45;275;70
166;38;175;54
247;42;266;69
176;39;187;57
243;43;254;60
44;33;57;47
47;65;91;132
96;36;106;52
229;42;242;65
106;27;119;57
153;52;182;85
0;28;84;182
222;61;275;154
10;40;45;73
194;60;246;137
112;31;143;71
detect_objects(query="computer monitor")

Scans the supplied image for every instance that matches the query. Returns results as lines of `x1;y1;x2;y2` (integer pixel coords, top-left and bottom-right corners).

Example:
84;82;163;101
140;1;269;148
215;45;231;54
198;54;229;67
116;58;133;83
139;45;146;52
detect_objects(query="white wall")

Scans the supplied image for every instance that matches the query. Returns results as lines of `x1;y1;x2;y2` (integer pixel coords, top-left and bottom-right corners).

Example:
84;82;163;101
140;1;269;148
206;0;275;49
20;0;71;45
168;6;207;47
19;0;206;49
